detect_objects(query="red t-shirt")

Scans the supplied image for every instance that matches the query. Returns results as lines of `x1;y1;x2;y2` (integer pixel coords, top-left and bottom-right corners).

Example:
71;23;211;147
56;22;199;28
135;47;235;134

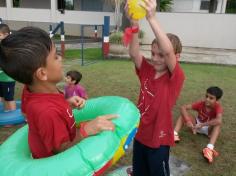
21;86;76;159
135;58;185;148
192;101;223;123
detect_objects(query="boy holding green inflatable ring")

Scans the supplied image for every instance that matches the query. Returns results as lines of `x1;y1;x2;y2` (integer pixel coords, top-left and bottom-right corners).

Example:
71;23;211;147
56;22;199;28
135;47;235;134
0;27;117;159
125;0;185;175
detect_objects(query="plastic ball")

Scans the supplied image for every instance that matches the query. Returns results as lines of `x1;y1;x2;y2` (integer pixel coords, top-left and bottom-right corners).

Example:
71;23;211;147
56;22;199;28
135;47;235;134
128;0;146;20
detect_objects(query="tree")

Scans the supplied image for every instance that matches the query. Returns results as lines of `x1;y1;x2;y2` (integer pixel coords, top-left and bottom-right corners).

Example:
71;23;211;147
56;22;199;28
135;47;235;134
104;0;124;31
159;0;173;12
226;0;236;13
106;0;173;31
209;0;218;13
13;0;20;7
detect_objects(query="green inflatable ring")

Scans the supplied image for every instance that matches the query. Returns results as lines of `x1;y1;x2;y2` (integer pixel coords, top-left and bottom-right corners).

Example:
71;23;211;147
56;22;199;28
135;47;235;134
0;96;140;176
0;70;15;82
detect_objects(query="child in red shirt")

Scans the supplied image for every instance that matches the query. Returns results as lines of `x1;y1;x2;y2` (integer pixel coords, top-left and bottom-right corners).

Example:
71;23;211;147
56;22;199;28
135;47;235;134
126;0;185;175
0;27;117;159
174;86;223;163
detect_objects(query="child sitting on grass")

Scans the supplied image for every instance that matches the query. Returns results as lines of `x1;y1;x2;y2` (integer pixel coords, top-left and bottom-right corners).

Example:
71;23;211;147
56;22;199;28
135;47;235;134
0;23;16;111
65;70;88;99
0;26;117;159
174;86;223;163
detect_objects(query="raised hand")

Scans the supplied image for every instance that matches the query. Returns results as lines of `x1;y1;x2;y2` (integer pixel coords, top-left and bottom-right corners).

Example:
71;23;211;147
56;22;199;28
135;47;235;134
124;1;139;25
141;0;157;20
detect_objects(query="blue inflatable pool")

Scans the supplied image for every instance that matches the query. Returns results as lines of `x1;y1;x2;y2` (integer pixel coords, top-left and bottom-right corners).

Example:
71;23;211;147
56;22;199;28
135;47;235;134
0;101;25;126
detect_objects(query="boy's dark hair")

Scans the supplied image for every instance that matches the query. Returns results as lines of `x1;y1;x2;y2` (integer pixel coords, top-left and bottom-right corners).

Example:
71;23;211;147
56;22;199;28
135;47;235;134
0;26;52;85
66;70;82;85
152;33;182;54
0;24;10;34
207;86;223;100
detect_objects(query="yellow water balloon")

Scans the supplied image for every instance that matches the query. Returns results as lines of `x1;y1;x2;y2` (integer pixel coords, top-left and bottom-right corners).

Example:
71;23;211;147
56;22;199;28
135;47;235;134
128;0;146;20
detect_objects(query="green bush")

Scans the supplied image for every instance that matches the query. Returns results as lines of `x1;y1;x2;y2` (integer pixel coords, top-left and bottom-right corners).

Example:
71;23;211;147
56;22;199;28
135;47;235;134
109;30;144;44
138;30;144;39
109;31;123;44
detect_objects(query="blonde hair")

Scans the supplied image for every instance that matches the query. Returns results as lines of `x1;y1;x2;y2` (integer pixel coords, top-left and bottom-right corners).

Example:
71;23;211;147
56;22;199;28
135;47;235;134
151;33;182;54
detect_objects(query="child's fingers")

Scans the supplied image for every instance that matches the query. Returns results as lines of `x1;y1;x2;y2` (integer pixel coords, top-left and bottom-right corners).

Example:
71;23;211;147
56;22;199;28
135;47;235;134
100;114;119;120
101;123;115;131
73;97;85;107
138;0;146;9
78;99;85;107
124;1;128;9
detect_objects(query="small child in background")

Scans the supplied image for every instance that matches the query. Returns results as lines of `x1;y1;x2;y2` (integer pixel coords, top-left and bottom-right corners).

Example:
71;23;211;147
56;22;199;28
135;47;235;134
0;23;16;111
65;70;88;99
174;86;223;163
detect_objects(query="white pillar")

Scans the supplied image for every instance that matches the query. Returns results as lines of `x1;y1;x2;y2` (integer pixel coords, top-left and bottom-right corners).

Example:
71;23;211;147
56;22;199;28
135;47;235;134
6;0;12;8
192;0;201;13
50;0;57;23
6;0;12;20
221;0;228;13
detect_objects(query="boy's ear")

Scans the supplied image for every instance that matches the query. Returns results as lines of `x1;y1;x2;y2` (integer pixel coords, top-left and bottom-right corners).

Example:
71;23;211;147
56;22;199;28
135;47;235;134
175;53;180;62
35;67;48;81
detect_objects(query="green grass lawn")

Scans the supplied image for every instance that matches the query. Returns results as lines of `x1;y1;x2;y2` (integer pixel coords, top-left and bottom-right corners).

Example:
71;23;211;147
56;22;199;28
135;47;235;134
2;48;236;176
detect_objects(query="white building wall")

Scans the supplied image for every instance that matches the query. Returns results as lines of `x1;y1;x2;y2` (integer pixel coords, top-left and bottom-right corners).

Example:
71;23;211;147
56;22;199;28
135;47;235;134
171;0;195;12
171;0;227;13
20;0;50;9
1;0;235;49
0;8;116;25
140;13;236;49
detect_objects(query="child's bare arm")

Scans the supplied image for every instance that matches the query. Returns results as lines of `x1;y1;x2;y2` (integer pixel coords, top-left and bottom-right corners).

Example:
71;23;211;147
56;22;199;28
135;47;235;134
195;114;222;129
55;114;118;153
180;104;194;128
143;0;176;72
56;128;83;153
124;3;143;69
180;104;193;120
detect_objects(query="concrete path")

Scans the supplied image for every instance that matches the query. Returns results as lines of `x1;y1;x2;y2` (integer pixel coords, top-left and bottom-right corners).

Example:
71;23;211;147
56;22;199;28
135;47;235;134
107;156;190;176
141;45;236;66
61;42;236;66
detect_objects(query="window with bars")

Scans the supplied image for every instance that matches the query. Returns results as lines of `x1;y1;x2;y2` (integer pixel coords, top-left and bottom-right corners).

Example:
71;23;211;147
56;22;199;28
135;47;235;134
200;0;210;10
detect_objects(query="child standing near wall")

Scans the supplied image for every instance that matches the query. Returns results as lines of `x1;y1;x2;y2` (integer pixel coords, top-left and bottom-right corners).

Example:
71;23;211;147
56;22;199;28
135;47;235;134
0;24;16;111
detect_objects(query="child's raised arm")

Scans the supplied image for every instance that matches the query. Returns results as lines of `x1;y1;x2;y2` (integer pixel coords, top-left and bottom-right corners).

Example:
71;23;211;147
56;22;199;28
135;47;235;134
125;3;143;69
143;0;176;72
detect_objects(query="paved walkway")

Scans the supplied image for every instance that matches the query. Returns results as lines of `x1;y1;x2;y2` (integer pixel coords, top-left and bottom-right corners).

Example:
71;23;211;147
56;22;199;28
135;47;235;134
62;42;236;66
141;45;236;66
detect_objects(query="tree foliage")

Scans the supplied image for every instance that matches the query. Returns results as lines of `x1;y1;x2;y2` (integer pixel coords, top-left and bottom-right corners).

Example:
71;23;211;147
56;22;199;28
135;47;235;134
159;0;173;12
226;0;236;13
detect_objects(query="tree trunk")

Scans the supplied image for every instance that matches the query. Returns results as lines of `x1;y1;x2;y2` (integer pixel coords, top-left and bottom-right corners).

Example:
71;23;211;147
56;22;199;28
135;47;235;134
209;0;218;13
156;0;161;11
121;2;130;31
